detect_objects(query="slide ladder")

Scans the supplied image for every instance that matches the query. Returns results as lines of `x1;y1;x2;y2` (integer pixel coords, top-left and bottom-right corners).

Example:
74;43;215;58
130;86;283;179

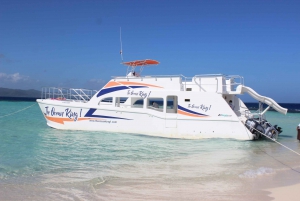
236;85;288;115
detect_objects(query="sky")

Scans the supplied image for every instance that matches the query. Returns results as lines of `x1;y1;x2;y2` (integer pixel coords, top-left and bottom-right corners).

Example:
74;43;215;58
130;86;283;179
0;0;299;103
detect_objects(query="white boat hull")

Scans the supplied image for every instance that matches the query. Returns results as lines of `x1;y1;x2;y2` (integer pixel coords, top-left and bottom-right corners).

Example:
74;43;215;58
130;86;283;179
37;99;253;140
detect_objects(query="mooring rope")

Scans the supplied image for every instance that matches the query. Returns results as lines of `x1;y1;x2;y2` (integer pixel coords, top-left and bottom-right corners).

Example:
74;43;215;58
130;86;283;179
257;145;300;174
252;127;300;156
0;103;37;118
251;127;300;174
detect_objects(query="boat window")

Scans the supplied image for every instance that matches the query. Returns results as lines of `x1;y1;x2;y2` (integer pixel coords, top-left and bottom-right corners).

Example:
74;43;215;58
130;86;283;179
147;98;163;112
186;88;192;91
99;97;113;105
167;96;178;113
115;97;129;107
133;99;144;108
185;99;190;102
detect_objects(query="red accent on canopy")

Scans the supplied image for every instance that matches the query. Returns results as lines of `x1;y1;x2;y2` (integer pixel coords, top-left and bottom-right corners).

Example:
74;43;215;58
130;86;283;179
122;59;159;66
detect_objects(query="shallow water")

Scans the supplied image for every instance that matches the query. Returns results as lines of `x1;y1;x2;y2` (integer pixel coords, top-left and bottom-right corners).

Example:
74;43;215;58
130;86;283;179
1;101;300;200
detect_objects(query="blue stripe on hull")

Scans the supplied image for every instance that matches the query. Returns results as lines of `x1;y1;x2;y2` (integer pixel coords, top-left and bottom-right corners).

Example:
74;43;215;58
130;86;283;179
85;108;132;120
178;105;207;116
97;86;129;97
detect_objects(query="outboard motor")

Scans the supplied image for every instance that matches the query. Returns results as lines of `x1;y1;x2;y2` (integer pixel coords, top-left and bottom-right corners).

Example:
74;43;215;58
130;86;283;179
245;119;263;139
274;125;282;134
244;102;283;141
245;118;281;140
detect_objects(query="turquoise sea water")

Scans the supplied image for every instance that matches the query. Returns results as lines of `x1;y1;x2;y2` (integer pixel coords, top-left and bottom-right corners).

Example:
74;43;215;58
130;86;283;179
1;101;300;201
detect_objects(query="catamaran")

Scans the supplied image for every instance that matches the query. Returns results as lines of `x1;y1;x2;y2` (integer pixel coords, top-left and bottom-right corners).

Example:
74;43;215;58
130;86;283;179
36;59;287;140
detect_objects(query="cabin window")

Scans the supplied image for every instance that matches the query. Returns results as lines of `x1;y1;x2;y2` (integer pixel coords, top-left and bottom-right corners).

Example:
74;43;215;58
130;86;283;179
99;97;113;105
133;99;144;108
185;99;190;102
186;88;192;91
167;96;178;113
115;97;129;107
147;98;164;112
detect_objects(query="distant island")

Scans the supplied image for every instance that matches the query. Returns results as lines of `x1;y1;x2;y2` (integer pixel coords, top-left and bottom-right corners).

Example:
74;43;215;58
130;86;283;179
0;87;41;101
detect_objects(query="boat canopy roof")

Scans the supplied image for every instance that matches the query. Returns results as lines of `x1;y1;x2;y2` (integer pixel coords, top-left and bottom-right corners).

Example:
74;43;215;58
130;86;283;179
122;59;159;67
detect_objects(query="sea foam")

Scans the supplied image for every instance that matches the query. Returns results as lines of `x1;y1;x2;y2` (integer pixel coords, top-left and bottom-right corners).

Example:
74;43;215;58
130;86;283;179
239;167;275;178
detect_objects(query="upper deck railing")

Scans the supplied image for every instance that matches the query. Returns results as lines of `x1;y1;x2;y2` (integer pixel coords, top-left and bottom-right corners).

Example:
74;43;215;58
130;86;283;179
41;87;97;102
193;74;244;92
225;75;244;86
112;74;244;93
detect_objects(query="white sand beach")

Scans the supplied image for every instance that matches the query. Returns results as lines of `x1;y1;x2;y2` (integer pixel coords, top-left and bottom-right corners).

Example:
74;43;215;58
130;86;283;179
267;183;300;201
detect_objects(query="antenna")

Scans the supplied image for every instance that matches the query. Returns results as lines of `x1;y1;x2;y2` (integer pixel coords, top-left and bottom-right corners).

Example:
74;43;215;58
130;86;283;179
120;27;123;62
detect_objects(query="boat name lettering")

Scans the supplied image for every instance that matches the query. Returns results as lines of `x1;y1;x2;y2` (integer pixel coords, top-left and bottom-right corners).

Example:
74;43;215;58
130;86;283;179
65;108;78;121
188;104;211;112
45;106;64;117
45;106;79;121
127;90;151;99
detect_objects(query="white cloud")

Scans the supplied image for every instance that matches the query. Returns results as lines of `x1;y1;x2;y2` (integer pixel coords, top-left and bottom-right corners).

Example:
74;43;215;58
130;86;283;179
0;72;29;82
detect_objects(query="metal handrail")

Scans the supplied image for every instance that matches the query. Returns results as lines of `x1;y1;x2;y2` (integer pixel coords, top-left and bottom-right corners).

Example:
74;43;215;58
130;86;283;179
41;87;97;102
110;74;244;93
193;76;219;92
224;75;244;90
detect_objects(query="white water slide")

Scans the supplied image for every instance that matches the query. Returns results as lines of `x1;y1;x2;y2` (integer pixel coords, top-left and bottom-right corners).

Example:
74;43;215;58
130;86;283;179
236;85;288;115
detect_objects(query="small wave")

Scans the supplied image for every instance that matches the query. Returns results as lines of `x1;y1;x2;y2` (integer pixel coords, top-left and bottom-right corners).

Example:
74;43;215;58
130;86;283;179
239;167;275;178
90;177;107;189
